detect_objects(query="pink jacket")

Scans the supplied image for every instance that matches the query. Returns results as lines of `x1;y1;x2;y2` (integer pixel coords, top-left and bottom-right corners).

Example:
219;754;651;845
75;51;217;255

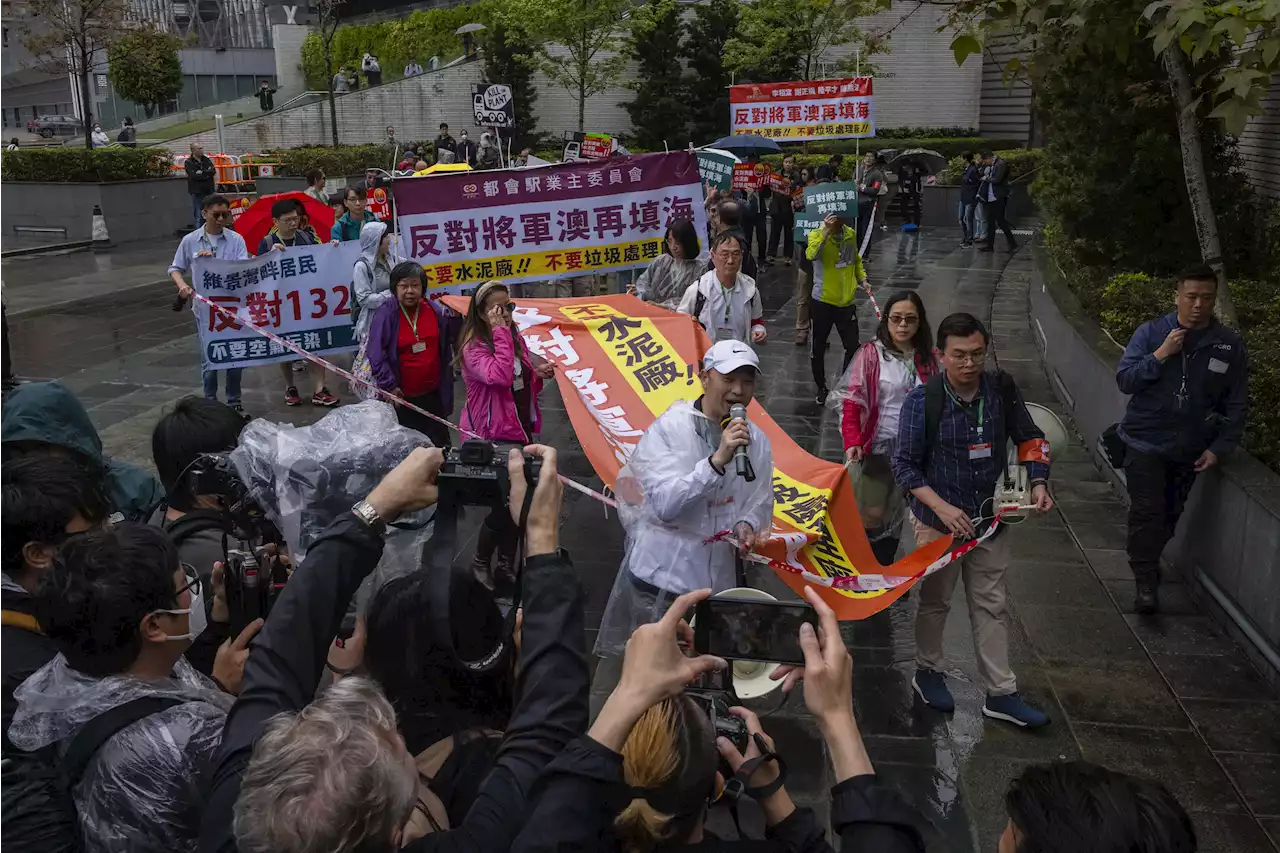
841;342;941;454
459;326;543;442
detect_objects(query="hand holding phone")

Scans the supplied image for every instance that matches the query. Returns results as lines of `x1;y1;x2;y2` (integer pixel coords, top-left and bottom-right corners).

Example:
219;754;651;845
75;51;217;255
693;595;819;666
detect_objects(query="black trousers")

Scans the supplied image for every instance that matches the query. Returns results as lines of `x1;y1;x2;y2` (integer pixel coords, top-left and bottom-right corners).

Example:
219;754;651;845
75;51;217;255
1125;450;1198;583
397;389;452;449
767;208;794;258
810;300;858;392
743;211;768;262
983;197;1017;248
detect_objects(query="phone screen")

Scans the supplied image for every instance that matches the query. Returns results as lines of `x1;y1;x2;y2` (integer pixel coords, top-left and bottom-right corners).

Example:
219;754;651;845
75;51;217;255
695;597;819;665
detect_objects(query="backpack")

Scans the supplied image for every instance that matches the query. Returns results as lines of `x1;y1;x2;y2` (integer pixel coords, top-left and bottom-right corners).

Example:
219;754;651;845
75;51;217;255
921;370;1020;468
162;508;232;548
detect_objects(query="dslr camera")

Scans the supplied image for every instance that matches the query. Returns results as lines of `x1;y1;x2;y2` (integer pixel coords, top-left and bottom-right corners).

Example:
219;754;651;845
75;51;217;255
685;687;749;754
224;547;289;635
438;439;542;508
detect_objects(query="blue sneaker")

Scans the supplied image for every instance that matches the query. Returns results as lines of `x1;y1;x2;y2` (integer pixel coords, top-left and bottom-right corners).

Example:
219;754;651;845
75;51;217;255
983;693;1050;728
912;669;955;712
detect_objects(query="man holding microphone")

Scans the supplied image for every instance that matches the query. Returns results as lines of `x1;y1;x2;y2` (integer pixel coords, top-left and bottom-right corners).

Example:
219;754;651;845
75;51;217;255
596;340;775;656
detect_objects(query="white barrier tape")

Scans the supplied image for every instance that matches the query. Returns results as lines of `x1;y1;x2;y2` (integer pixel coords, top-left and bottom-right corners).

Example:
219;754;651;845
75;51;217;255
190;292;617;508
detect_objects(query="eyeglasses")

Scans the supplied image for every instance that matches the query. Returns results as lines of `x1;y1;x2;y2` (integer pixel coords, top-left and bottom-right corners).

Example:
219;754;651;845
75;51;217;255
887;314;919;326
276;217;300;227
208;210;230;220
947;351;987;366
175;563;200;599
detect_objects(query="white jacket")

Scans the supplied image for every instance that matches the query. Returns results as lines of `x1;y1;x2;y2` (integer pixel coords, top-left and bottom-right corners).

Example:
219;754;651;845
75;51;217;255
361;53;380;71
677;270;765;344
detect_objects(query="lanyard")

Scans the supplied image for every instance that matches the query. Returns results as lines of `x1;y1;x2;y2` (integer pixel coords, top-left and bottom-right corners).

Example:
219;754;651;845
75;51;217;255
399;303;421;341
945;380;985;436
719;284;734;326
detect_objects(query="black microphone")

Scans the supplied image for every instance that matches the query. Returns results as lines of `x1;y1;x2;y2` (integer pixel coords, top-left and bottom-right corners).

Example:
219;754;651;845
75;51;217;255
724;403;755;482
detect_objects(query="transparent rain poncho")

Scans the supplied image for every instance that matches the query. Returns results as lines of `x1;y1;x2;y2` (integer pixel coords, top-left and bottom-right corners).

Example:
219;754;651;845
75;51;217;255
230;400;438;604
633;253;707;311
595;401;773;658
8;656;232;853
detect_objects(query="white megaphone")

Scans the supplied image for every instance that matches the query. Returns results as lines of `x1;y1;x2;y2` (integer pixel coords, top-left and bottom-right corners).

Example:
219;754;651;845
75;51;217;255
993;403;1068;516
706;587;786;700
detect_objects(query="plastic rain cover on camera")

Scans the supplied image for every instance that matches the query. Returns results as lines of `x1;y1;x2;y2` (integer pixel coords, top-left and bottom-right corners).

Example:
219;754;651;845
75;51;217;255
594;400;773;658
8;656;231;852
230;401;436;600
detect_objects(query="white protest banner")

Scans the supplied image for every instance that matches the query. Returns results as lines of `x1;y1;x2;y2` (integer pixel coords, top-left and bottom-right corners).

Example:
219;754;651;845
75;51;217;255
193;241;361;370
392;151;707;293
730;77;874;141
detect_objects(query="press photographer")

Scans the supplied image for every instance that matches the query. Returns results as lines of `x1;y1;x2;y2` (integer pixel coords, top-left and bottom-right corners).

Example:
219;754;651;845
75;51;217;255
199;442;590;853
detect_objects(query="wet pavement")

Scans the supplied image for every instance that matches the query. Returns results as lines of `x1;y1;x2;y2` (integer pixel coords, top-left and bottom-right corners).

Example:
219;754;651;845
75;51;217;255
4;228;1278;851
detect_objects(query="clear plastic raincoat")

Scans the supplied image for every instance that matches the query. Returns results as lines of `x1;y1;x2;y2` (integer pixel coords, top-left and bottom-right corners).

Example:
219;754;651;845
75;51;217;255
634;254;706;311
7;656;232;853
596;400;773;657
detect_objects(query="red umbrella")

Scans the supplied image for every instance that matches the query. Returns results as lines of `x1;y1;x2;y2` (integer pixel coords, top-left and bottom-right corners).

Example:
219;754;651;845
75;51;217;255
237;191;337;256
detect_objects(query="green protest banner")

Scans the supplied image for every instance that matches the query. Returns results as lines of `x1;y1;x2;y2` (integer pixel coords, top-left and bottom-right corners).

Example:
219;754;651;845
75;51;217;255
696;150;737;190
803;182;860;220
793;212;823;243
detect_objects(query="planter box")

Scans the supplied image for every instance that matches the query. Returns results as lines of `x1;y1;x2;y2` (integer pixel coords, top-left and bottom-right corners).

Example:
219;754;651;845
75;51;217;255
2;178;192;243
922;183;1034;230
1029;243;1280;688
255;176;307;196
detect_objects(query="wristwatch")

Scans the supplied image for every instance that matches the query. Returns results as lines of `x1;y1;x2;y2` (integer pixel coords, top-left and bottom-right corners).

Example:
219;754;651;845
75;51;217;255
351;499;387;536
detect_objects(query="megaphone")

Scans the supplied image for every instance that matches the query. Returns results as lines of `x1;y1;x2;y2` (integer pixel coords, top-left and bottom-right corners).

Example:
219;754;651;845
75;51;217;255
706;587;786;700
993;403;1068;517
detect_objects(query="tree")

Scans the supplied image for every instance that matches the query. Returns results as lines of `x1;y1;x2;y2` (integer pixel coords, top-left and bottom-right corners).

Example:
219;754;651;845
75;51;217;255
724;0;890;84
682;0;739;143
107;29;183;119
529;0;633;133
317;0;345;148
623;0;688;149
482;20;540;148
13;0;129;149
945;0;1280;324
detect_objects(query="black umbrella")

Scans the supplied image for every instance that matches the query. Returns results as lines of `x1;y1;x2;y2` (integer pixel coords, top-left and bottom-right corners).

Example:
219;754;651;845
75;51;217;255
706;134;783;158
887;148;948;176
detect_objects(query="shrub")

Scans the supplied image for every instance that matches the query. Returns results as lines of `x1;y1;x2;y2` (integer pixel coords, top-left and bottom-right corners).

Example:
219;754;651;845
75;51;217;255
1098;273;1175;343
941;149;1042;185
262;145;403;177
0;147;174;182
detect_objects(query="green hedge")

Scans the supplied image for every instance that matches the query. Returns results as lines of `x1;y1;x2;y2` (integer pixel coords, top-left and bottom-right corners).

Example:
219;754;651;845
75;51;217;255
0;147;174;182
940;149;1043;185
260;145;430;177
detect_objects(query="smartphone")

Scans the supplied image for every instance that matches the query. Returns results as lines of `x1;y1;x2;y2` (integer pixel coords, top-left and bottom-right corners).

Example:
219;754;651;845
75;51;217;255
693;596;819;666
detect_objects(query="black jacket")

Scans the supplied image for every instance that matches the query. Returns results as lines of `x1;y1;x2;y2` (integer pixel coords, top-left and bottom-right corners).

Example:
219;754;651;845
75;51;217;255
978;157;1010;202
512;735;925;853
186;155;217;197
198;513;589;853
1;583;82;853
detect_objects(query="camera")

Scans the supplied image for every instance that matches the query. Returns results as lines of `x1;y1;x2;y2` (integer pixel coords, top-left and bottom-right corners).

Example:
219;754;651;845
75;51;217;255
438;439;542;508
188;453;282;545
686;688;749;754
224;547;288;636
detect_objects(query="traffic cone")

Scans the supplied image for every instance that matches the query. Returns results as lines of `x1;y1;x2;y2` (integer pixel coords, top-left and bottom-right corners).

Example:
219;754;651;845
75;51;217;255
91;204;112;252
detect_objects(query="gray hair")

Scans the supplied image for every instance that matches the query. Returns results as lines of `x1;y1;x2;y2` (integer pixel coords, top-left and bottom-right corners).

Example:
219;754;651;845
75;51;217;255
233;676;417;853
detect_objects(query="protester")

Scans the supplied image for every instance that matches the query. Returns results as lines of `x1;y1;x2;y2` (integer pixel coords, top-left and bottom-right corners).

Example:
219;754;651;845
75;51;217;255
766;153;800;264
257;79;276;112
332;68;350;93
117;117;137;147
170;194;250;412
977;149;1017;253
9;523;237;852
435;123;457;160
959;152;982;247
816;153;843;183
363;52;383;86
629;217;704;310
90;122;109;148
404;58;424;77
1114;265;1247;614
6;137;18;151
896;164;922;229
738;155;771;267
680;232;766;346
348;68;361;90
366;261;461;449
457;130;478;167
706;200;760;280
399;149;420;171
332;186;379;242
806;214;867;405
515;147;533;166
457;282;555;589
1000;761;1196;853
477;132;502;169
835;292;940;566
526;585;924;852
303;168;327;204
892;313;1052;727
198;444;587;853
793;167;816;347
2;380;165;521
0;455;110;852
596;339;773;654
185;143;217;228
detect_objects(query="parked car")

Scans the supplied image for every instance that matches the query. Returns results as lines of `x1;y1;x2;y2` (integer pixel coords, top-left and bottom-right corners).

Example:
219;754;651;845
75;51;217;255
28;115;83;138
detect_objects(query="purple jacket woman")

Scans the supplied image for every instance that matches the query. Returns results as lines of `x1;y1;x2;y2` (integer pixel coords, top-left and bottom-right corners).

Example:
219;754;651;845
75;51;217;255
365;297;461;411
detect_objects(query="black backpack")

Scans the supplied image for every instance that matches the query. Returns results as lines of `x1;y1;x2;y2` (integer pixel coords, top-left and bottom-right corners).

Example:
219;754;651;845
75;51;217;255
921;369;1021;467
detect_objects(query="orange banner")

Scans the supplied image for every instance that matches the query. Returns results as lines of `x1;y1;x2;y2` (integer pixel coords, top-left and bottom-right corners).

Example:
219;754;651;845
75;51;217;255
442;293;952;619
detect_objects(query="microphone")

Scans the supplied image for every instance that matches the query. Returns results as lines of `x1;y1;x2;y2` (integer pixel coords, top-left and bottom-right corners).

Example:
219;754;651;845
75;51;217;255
724;403;755;482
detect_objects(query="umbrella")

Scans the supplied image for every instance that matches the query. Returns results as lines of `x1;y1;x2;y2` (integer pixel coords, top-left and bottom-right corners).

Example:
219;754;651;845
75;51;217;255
454;23;486;34
238;191;336;257
413;162;473;177
706;134;782;157
887;148;948;176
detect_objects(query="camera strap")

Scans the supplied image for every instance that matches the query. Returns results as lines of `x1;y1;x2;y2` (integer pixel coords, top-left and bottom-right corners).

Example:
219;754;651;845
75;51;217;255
718;733;788;840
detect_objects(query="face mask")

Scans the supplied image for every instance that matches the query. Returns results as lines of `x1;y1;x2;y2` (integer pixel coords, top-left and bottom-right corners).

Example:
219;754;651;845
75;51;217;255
155;575;207;642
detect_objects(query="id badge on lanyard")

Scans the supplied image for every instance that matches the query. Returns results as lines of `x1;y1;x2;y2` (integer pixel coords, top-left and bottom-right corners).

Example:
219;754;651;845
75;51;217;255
965;394;990;460
716;286;735;342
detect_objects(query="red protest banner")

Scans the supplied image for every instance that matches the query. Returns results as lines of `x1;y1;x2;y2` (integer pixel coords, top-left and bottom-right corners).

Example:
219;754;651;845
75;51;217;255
731;76;875;141
732;162;771;191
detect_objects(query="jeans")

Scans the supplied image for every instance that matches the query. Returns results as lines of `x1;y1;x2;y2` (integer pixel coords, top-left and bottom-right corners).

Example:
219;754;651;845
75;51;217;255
767;208;794;258
960;200;978;242
1125;450;1198;583
810;300;857;392
203;367;243;405
190;193;204;228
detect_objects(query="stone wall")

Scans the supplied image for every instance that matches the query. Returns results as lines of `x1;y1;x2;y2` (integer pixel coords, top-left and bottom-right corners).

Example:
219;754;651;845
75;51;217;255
2;178;192;243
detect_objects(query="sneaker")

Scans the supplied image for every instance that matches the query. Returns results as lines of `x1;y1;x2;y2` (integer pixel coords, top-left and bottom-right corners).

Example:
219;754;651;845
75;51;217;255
311;387;340;407
912;669;955;712
983;692;1050;728
760;256;774;266
815;387;829;406
230;403;250;420
284;385;302;406
292;360;307;372
1134;578;1159;615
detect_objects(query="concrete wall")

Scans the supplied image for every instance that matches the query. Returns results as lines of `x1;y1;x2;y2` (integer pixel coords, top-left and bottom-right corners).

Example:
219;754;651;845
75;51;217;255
1028;243;1280;686
1;178;191;243
272;24;313;95
1239;74;1279;200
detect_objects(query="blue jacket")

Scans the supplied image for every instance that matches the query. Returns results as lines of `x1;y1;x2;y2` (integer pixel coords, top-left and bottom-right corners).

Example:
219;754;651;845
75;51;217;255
1116;312;1248;461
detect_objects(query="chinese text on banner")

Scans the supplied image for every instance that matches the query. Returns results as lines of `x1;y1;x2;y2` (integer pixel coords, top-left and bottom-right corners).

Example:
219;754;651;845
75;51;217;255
730;77;874;141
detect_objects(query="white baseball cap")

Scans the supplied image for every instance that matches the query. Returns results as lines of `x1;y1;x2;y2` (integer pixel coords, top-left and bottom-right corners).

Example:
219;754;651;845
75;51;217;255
703;339;760;375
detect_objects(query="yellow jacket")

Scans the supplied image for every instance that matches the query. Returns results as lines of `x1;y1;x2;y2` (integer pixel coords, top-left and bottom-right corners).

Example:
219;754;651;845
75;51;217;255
805;225;866;308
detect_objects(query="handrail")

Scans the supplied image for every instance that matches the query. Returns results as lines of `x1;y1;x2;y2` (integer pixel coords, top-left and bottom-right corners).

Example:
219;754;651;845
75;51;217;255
269;91;332;113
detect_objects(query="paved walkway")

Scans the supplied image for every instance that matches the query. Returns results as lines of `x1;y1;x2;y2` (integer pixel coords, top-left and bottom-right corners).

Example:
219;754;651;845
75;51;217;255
4;228;1276;851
